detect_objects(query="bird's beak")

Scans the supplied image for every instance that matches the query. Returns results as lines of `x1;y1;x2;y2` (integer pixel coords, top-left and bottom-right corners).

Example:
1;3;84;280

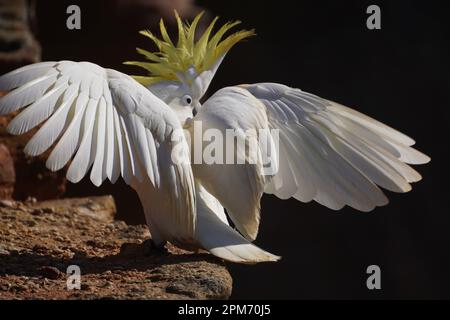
193;101;201;117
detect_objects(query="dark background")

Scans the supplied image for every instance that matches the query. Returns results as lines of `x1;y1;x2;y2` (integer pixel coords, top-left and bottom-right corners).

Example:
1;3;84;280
30;0;449;299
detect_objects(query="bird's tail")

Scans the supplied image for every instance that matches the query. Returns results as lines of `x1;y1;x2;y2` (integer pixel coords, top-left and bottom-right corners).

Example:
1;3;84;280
195;184;281;264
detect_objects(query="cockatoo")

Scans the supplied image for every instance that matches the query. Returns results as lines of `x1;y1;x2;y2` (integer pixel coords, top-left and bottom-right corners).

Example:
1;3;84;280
0;12;430;264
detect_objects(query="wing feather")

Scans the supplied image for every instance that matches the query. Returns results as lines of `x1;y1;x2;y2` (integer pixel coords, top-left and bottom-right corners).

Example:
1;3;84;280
126;114;155;185
0;62;56;90
0;72;58;115
24;83;79;156
241;83;429;211
104;100;118;182
8;82;69;135
46;91;89;171
90;97;107;186
66;98;98;183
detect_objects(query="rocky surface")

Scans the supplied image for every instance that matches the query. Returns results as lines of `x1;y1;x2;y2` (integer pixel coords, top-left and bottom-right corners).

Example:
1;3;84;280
0;143;14;199
0;196;232;299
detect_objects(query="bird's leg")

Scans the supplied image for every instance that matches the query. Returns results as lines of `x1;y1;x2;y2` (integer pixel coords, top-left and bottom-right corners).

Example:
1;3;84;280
143;238;168;256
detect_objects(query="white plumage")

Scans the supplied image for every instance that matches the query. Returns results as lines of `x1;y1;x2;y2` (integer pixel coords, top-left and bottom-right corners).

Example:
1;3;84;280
0;20;430;264
241;83;429;212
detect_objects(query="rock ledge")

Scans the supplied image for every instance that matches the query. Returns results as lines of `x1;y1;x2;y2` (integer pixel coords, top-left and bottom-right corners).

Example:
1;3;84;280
0;196;232;299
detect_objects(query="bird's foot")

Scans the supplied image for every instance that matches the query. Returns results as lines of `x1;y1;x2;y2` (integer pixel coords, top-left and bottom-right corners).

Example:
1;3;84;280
143;238;168;256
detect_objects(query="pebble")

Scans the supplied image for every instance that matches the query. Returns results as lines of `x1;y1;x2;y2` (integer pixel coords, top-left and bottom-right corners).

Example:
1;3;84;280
32;244;47;253
22;220;37;227
81;283;91;291
38;266;62;280
105;223;115;230
0;245;8;255
25;197;37;204
0;200;15;208
100;281;114;288
30;209;44;216
85;240;97;247
0;283;11;291
42;207;54;214
11;284;28;292
9;249;19;256
54;236;65;242
52;248;65;255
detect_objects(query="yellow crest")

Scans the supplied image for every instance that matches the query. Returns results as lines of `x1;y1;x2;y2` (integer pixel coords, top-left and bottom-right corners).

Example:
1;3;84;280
124;11;255;86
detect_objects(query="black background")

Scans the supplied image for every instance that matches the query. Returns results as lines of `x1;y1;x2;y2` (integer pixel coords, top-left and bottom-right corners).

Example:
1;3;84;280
31;0;450;299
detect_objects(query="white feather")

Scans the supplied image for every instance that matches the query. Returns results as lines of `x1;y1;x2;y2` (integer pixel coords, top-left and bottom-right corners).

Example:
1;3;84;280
24;83;79;156
0;72;58;115
7;83;68;135
104;100;117;182
0;62;56;90
195;183;280;263
120;115;143;182
126;114;155;185
329;103;416;146
146;128;161;187
238;82;429;213
66;98;98;183
46;91;89;171
112;108;130;183
90;97;107;186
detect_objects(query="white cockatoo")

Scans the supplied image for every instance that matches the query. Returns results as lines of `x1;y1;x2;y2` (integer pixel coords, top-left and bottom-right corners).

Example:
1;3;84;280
0;12;430;264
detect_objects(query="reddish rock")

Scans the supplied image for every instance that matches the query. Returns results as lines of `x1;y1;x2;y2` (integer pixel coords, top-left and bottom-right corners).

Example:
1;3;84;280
0;143;15;199
38;266;62;280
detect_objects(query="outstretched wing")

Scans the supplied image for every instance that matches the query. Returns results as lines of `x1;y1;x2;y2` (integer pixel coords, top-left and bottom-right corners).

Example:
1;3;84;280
0;61;196;237
243;83;429;211
192;83;429;240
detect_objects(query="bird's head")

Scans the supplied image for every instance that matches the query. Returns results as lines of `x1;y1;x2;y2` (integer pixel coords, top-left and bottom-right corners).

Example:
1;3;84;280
124;11;254;125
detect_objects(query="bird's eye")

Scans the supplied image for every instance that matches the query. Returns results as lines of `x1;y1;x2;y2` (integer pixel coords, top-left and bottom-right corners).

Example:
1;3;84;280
182;95;192;106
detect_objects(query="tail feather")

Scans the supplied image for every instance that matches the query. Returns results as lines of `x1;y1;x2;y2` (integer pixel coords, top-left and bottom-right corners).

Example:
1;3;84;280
195;184;280;264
